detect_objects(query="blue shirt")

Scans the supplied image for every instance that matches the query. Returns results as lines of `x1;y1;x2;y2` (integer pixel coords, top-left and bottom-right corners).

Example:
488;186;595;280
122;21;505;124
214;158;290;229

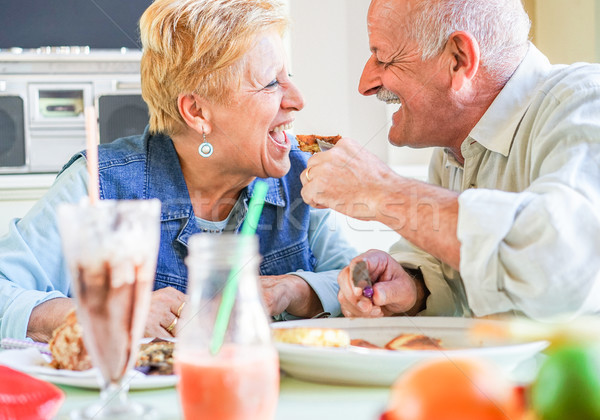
0;131;356;339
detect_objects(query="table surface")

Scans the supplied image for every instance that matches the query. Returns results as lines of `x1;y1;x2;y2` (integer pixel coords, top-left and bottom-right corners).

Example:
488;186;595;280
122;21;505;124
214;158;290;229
56;373;391;420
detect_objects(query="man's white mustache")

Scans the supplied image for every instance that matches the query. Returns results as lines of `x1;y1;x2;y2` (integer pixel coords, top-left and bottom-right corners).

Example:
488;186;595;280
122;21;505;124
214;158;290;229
376;88;401;104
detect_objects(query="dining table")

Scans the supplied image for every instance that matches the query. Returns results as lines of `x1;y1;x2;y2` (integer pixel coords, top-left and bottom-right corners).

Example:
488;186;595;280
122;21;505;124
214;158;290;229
4;316;550;420
55;373;391;420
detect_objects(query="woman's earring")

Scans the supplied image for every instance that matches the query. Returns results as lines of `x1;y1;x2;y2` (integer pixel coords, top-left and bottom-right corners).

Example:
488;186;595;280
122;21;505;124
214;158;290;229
198;131;213;158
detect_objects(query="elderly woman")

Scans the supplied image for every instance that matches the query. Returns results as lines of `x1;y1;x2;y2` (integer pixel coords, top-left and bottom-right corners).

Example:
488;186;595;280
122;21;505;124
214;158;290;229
0;0;355;342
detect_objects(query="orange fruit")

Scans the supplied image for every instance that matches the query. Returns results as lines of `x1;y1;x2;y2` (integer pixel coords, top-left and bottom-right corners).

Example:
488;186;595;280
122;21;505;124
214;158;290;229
381;358;525;420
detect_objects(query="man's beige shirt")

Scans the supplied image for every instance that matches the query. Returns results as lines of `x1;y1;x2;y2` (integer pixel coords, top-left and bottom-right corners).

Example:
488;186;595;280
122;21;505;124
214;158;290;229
390;44;600;319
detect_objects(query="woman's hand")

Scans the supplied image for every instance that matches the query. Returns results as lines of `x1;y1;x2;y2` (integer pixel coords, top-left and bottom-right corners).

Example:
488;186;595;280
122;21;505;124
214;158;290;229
260;274;323;318
27;297;76;343
337;250;423;318
145;286;186;338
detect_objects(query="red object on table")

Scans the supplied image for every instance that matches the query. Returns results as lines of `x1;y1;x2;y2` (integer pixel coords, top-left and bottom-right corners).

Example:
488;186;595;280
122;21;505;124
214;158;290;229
0;365;65;420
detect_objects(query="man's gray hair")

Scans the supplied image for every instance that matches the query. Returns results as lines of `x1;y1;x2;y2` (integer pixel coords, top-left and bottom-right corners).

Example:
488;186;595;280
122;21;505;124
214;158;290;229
408;0;531;81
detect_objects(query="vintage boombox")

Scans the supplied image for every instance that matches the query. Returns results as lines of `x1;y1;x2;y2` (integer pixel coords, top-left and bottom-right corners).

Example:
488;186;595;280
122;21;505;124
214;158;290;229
0;48;149;173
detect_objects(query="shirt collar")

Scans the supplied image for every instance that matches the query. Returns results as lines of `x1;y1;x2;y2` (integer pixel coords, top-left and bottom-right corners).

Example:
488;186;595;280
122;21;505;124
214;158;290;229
246;177;286;207
468;43;552;157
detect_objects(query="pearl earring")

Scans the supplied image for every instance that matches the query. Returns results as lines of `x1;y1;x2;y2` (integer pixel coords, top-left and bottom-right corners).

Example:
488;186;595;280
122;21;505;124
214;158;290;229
198;131;213;158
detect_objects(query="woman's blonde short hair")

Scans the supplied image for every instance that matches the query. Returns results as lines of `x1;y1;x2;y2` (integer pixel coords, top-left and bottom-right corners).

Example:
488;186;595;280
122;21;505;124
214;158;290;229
139;0;288;135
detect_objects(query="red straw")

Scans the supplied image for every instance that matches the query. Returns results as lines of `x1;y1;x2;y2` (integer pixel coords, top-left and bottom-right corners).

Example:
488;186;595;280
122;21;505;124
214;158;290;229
84;107;99;204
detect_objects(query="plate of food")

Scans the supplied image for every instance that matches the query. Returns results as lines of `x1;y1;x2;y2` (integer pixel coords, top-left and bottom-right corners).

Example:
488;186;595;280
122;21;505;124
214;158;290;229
0;339;178;390
271;317;549;387
0;311;177;390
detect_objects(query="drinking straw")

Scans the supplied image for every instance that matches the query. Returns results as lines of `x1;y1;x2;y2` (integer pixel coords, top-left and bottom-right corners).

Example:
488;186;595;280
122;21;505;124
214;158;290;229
209;180;269;355
84;106;100;204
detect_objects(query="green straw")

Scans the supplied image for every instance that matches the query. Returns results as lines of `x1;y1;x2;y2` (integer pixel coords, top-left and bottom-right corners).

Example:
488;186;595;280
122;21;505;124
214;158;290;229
209;180;269;355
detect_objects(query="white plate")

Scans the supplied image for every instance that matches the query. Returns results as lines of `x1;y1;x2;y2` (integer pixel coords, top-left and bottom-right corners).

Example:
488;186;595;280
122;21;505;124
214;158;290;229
24;367;177;390
272;317;548;387
0;347;177;390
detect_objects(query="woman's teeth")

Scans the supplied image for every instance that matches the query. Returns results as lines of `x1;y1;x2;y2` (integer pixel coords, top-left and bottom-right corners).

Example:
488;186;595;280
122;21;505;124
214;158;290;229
272;122;293;132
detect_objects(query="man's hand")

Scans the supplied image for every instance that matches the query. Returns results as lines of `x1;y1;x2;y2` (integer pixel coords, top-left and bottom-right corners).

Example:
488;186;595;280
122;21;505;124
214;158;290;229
301;137;462;271
145;286;186;338
300;137;397;220
337;250;425;318
260;274;323;318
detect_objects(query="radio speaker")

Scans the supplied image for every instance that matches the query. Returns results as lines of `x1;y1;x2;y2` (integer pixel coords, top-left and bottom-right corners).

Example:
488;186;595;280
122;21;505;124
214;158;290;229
0;96;26;168
98;95;149;144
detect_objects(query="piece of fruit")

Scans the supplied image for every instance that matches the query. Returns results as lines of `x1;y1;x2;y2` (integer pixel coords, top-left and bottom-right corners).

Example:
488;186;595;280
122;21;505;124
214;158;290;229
0;365;65;420
381;358;526;420
530;344;600;420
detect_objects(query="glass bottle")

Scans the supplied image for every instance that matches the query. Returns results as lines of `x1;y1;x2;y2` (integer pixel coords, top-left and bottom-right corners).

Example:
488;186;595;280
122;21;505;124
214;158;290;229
175;233;279;420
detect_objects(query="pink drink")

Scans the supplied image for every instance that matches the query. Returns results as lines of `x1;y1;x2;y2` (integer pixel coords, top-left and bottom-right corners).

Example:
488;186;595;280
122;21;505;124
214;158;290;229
75;262;153;383
176;346;279;420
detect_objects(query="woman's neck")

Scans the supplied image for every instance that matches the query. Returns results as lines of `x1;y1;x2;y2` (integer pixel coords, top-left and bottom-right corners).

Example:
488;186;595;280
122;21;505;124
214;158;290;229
172;132;254;221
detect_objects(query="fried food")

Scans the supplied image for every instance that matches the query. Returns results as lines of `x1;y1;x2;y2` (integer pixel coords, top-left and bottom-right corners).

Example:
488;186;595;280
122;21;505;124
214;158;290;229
49;310;174;375
272;326;442;351
48;309;92;371
296;134;341;154
384;333;442;350
350;339;382;349
272;327;350;347
136;339;175;375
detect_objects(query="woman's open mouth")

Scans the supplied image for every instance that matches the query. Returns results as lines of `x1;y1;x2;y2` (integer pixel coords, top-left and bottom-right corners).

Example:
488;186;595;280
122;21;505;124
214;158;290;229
269;122;293;148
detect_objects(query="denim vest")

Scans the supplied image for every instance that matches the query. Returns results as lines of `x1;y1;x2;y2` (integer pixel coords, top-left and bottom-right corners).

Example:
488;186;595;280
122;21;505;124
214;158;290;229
62;129;316;293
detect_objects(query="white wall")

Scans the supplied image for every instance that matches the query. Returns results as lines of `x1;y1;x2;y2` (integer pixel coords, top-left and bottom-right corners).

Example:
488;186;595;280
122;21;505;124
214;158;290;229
287;0;432;168
289;1;401;163
529;0;599;64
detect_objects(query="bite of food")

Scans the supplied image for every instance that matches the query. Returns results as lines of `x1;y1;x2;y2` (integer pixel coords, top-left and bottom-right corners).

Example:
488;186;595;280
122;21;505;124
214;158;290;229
296;134;341;154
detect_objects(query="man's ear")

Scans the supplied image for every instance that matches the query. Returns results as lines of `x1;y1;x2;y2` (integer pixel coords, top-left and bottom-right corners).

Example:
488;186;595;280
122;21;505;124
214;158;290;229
177;93;212;135
445;31;480;91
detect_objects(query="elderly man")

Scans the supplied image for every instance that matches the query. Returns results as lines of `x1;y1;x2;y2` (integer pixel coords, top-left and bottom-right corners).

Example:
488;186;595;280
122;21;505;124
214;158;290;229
301;0;600;320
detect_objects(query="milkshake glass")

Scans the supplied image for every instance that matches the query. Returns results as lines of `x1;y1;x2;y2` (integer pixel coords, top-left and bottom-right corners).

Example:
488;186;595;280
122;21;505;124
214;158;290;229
58;199;161;419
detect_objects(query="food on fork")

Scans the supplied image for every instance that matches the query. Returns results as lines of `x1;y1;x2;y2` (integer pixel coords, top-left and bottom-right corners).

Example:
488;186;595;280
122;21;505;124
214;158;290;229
296;134;341;154
272;327;350;347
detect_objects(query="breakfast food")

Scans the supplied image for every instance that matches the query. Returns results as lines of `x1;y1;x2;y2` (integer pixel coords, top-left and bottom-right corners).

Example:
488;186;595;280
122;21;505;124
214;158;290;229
350;339;382;349
49;311;175;375
385;333;442;350
136;339;175;375
273;328;442;351
351;334;443;351
48;309;92;371
296;134;341;154
272;327;350;347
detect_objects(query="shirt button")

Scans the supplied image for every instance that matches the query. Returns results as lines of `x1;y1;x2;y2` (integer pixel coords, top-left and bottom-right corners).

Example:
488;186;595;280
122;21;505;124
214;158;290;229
469;183;477;189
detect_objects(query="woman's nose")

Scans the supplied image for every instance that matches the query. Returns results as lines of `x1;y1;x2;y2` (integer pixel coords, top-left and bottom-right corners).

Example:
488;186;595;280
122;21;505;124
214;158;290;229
282;80;304;112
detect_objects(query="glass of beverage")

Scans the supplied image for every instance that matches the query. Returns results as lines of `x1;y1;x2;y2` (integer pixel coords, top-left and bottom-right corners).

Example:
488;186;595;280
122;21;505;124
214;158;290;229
58;199;161;420
176;234;279;420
